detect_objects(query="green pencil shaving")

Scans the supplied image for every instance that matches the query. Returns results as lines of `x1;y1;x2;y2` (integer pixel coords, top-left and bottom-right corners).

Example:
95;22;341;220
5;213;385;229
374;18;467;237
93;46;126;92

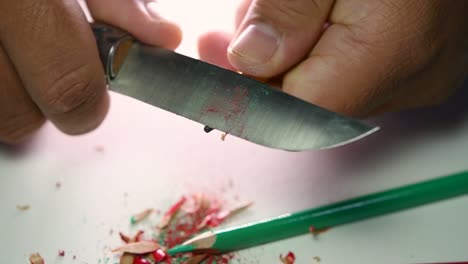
167;170;468;256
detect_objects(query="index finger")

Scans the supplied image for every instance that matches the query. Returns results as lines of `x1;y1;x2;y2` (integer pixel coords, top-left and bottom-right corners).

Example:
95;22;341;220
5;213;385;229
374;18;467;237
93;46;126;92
0;0;108;134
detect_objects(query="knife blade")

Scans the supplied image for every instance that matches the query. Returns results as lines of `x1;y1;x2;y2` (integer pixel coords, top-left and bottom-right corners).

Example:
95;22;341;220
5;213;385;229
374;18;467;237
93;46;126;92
92;23;378;151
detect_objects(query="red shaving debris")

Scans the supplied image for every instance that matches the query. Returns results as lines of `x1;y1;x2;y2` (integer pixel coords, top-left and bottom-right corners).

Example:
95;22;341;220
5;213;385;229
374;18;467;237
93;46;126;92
134;257;151;264
114;193;250;264
309;226;331;236
197;201;253;229
29;253;44;264
58;250;65;257
157;196;187;229
152;249;167;262
280;252;296;264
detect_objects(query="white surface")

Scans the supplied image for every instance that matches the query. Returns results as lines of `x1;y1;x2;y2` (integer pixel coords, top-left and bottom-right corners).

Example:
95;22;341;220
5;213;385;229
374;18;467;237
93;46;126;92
1;1;468;263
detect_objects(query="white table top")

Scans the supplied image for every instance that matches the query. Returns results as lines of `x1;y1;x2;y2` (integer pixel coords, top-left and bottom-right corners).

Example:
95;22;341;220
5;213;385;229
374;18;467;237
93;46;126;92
1;1;468;263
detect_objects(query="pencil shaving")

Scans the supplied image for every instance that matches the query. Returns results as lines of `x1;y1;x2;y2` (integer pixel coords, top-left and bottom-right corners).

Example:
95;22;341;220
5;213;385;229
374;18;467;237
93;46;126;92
183;254;208;264
131;208;154;225
221;132;228;141
182;193;210;213
157;196;186;229
112;240;160;254
309;226;330;237
17;204;30;211
279;252;295;264
198;201;253;229
29;253;44;264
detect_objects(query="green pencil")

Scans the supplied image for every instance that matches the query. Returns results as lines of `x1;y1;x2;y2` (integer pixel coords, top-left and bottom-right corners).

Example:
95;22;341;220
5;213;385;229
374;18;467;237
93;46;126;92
167;170;468;255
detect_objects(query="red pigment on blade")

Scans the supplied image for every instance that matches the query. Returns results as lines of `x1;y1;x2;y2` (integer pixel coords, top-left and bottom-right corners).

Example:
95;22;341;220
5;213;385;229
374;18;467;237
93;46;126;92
202;86;249;136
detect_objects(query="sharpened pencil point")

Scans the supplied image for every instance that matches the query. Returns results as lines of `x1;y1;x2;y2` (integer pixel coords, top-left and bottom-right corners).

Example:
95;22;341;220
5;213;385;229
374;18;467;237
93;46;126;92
167;244;195;256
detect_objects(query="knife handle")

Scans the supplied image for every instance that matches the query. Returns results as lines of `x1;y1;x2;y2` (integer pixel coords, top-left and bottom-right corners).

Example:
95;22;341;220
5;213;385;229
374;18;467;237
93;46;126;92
91;23;134;81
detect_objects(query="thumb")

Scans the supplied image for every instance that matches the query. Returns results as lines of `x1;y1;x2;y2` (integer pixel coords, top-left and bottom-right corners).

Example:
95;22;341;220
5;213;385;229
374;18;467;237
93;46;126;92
87;0;182;50
228;0;333;78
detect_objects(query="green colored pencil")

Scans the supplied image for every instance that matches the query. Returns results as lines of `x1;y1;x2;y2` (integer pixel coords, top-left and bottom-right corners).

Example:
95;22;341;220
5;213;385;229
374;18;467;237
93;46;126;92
167;170;468;255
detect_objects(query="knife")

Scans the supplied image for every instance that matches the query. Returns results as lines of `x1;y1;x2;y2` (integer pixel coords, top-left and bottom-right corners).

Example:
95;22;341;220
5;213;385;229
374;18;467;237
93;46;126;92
91;23;378;151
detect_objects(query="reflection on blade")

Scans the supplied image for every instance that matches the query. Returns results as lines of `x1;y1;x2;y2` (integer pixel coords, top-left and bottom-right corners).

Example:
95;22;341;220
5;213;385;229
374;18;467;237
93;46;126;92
109;44;378;151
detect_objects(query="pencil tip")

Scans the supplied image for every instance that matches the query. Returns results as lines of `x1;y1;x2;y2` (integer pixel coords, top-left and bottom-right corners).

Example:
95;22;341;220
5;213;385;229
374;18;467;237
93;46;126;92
167;244;195;256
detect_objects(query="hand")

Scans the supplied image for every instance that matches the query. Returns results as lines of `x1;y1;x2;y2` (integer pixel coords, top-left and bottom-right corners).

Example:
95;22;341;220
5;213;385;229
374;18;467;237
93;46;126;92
0;0;181;144
199;0;468;117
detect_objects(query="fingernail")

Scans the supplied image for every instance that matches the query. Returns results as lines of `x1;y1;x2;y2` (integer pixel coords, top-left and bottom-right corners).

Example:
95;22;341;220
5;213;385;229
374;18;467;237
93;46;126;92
229;23;281;64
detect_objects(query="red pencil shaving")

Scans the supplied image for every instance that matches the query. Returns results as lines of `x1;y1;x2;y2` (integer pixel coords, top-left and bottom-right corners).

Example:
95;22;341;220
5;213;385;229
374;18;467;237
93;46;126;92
280;252;296;264
112;241;160;254
113;193;251;264
58;250;65;257
134;257;151;264
29;253;44;264
157;196;186;229
131;208;154;225
198;201;253;229
309;226;331;236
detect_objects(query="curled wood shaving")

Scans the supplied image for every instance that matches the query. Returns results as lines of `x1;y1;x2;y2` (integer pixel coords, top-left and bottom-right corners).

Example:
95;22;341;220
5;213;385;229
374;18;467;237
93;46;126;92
221;133;228;141
131;208;154;225
157;196;186;229
119;230;144;243
112;240;160;254
197;201;253;229
119;232;131;243
29;253;44;264
17;204;31;211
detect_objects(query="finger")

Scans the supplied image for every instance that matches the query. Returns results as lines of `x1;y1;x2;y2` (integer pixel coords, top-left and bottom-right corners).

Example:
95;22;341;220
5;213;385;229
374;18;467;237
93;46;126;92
282;23;400;117
0;0;109;134
235;0;252;28
198;32;236;70
227;0;334;77
282;1;461;117
87;0;182;50
0;45;45;144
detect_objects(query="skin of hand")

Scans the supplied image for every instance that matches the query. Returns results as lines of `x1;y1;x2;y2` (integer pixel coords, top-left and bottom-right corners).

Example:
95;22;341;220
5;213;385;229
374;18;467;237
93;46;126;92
198;0;468;117
0;0;181;144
